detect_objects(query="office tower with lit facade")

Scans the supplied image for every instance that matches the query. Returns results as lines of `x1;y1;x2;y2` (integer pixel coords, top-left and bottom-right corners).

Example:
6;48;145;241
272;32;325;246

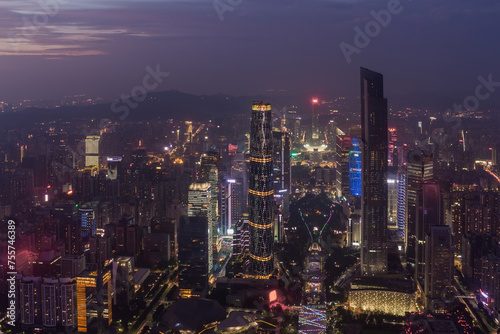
397;171;406;237
187;182;213;273
405;149;433;266
220;179;233;236
311;98;319;140
387;167;398;229
248;102;275;278
360;68;388;276
272;130;284;193
233;219;250;257
85;135;100;171
388;128;398;166
349;138;362;197
283;132;292;193
79;207;96;240
76;269;112;333
230;153;248;224
200;153;219;241
336;135;352;198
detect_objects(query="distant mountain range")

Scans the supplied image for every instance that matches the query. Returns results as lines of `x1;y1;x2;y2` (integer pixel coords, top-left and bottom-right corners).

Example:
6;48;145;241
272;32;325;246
0;90;305;129
3;89;493;130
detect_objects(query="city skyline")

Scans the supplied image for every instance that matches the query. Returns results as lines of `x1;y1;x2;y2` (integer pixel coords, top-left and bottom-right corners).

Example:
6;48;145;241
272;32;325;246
2;1;500;333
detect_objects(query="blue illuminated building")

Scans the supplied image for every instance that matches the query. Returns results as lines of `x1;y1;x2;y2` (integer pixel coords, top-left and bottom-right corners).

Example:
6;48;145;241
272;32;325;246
349;138;361;196
79;208;96;239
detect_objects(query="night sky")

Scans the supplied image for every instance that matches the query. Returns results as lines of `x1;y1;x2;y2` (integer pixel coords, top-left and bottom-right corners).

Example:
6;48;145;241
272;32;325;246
0;0;499;109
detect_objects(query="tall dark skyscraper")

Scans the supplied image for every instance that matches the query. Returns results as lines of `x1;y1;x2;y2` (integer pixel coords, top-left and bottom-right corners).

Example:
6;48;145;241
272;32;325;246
416;183;443;282
178;215;210;298
248;102;275;278
360;68;388;276
424;225;453;311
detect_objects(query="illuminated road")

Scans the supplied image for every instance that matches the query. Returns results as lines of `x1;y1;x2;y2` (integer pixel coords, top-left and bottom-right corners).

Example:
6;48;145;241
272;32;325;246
453;277;495;333
131;269;177;333
484;165;500;183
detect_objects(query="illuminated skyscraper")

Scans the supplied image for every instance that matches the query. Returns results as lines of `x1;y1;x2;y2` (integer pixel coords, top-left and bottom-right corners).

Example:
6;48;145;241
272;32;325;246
200;151;218;182
187;182;213;273
79;208;96;240
388;128;397;166
387;168;398;229
405;150;433;266
283;132;292;193
208;166;219;249
360;68;388;276
248;102;274;278
272;130;284;192
76;270;112;333
311;98;319;140
336;135;352;198
230;153;248;224
349;138;362;197
85;135;100;170
220;179;233;235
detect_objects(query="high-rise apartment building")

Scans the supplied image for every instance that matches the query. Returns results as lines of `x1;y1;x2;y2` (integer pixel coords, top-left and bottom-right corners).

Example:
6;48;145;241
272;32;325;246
17;276;77;330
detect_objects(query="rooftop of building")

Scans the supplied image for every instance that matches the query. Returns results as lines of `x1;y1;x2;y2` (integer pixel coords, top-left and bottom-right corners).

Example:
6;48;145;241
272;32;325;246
351;276;415;294
159;298;226;332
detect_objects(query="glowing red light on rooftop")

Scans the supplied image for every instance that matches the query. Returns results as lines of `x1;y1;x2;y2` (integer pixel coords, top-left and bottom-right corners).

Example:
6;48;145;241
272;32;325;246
312;99;318;104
